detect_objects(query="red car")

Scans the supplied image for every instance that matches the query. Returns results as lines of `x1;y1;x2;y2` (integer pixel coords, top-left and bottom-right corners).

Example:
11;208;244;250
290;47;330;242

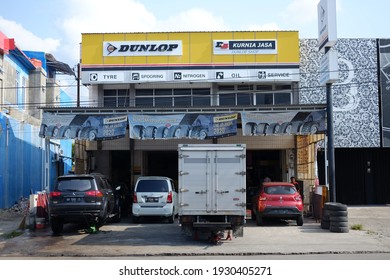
252;182;304;226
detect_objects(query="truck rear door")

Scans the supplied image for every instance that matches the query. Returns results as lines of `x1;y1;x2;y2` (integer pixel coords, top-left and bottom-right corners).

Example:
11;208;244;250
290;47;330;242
178;145;246;216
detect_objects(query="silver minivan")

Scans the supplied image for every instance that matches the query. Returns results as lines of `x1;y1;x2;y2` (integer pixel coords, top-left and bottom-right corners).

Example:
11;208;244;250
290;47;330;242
132;176;178;223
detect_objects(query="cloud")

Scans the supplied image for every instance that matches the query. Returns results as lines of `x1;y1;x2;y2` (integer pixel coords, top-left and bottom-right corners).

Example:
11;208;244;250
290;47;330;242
158;8;227;32
57;1;231;65
246;23;281;32
281;0;318;24
0;16;60;53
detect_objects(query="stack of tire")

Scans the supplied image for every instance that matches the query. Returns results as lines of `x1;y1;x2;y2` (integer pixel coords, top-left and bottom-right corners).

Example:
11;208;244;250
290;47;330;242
321;202;349;233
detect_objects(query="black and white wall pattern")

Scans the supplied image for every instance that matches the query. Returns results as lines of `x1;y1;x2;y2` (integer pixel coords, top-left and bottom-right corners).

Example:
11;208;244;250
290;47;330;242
299;39;380;148
379;39;390;147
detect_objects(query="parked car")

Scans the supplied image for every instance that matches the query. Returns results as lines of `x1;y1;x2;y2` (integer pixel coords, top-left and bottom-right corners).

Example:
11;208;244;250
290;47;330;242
132;176;178;223
252;182;304;226
49;173;122;234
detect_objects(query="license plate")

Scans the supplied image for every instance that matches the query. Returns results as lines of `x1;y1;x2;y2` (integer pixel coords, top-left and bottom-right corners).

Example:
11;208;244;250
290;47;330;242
65;197;81;202
146;197;158;203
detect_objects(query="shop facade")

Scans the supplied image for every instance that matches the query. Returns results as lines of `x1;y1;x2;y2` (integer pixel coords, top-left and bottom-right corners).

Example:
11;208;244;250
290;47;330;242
40;31;390;206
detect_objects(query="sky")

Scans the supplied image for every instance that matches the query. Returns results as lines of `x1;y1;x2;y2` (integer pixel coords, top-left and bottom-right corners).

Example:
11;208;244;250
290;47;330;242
1;0;389;98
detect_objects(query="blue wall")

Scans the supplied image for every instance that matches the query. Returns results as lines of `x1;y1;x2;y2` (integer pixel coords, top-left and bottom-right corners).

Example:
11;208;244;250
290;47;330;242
0;114;48;208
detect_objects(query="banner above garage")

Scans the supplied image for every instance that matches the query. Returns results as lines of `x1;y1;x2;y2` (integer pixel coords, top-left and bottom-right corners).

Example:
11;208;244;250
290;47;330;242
39;110;326;141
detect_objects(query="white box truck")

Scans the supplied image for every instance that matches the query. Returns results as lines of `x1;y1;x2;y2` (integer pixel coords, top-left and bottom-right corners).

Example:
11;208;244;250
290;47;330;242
178;144;246;243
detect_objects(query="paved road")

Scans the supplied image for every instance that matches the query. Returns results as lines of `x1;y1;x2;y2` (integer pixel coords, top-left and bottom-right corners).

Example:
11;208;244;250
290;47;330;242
0;205;389;258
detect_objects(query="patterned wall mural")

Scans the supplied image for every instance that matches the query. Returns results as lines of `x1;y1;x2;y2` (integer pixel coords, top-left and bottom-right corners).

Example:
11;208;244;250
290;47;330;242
300;39;380;148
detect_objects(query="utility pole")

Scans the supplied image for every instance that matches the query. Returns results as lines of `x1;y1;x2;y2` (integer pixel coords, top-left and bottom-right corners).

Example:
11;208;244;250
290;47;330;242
77;63;80;107
325;48;336;202
317;0;338;202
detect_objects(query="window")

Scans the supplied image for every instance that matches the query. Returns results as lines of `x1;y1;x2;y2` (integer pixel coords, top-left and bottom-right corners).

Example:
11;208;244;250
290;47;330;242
174;89;191;106
155;89;172;107
135;89;153;107
103;89;130;107
193;88;210;106
135;88;211;108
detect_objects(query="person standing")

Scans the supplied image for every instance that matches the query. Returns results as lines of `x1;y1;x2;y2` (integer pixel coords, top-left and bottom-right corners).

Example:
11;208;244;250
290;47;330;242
290;176;300;194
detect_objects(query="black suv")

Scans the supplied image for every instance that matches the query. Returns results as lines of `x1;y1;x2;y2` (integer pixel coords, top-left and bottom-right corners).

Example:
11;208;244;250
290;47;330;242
49;173;122;233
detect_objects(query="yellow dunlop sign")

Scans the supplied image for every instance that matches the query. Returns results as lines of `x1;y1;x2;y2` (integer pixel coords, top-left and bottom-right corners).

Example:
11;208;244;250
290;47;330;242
213;113;238;123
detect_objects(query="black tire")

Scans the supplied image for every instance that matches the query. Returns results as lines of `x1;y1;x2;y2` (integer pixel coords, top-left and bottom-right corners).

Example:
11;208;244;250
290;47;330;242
50;218;64;234
168;213;174;224
297;215;304;226
330;226;349;233
251;210;256;221
329;210;348;217
329;215;348;222
256;214;263;226
112;205;122;223
132;216;140;223
322;209;331;221
98;207;108;226
330;221;349;228
324;202;348;211
321;220;330;229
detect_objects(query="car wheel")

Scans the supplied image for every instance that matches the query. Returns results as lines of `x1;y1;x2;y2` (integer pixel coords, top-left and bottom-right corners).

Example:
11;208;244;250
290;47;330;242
50;218;64;234
256;214;263;226
168;212;174;224
113;205;122;223
88;129;97;141
297;215;304;226
132;215;140;223
98;207;108;226
251;210;256;221
199;129;208;140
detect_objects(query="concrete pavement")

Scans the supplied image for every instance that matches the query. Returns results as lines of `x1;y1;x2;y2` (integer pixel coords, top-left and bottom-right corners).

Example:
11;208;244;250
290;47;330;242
1;205;389;257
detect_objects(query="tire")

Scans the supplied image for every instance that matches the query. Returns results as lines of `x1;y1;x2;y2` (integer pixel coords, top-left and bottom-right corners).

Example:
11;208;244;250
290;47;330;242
324;202;348;211
256;123;269;135
256;214;263;226
132;216;140;223
330;226;349;233
329;210;348;217
321;220;330;229
112;205;122;223
168;213;174;224
39;124;48;137
88;129;97;141
322;209;331;220
330;221;349;228
244;123;257;136
199;129;208;140
98;207;108;226
329;215;348;222
297;215;304;226
251;210;256;221
144;126;157;139
50;218;64;234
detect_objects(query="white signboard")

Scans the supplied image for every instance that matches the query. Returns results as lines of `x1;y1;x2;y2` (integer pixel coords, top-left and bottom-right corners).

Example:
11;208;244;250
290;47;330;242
214;70;251;81
103;41;183;56
130;71;168;82
88;72;124;83
81;68;299;84
213;40;277;55
256;69;298;81
173;71;209;81
319;49;339;85
318;0;337;51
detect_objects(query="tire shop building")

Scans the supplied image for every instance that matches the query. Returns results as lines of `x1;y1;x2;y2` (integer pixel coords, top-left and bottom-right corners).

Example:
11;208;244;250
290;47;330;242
40;31;390;207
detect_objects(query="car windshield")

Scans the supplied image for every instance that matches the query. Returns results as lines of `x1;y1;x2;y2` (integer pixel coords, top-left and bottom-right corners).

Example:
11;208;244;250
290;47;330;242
57;178;93;192
264;186;296;195
136;180;168;192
